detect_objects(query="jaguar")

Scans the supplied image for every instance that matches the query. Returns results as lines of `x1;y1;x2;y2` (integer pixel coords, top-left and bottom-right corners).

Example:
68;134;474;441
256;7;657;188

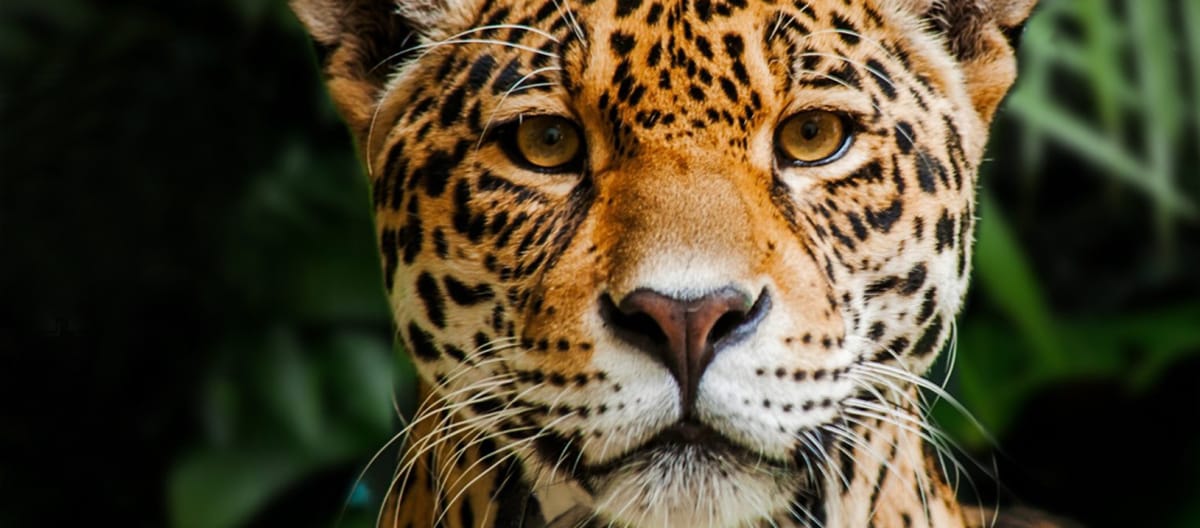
289;0;1050;526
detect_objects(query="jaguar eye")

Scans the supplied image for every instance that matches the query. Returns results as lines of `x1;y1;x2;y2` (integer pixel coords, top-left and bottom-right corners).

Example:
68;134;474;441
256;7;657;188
508;115;584;171
776;110;852;166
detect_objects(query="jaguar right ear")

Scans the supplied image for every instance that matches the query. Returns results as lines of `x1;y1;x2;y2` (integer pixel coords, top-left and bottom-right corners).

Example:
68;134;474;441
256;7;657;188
905;0;1040;125
289;0;484;143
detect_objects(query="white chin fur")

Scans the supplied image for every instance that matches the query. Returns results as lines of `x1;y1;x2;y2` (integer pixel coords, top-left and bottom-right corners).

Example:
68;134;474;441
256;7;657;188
591;446;797;528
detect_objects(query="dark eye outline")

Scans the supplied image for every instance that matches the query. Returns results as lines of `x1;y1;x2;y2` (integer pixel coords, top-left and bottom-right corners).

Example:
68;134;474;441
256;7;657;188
495;115;587;174
773;111;856;168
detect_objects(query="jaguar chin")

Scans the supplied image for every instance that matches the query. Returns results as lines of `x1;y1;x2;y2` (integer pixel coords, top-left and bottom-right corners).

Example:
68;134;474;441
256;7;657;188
584;422;806;528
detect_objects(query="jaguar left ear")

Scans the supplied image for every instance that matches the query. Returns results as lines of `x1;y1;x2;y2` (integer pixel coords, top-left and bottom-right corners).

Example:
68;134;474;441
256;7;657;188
289;0;484;143
922;0;1040;124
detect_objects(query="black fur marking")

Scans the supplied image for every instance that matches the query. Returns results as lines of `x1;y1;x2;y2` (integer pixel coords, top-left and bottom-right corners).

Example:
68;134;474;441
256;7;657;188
911;316;944;358
900;263;926;295
610;31;636;55
866;58;896;99
401;197;423;264
918;287;938;322
467;54;498;90
492;58;524;94
416;272;447;328
866;199;902;233
935;210;955;252
895;122;915;153
831;13;860;45
440;87;466;127
445;276;496;306
615;0;643;18
380;228;398;290
916;153;938;194
407;322;441;361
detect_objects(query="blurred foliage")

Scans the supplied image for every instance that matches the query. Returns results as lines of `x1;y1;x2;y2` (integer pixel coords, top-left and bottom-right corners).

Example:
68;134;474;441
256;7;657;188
2;0;1197;527
930;1;1200;525
937;0;1200;439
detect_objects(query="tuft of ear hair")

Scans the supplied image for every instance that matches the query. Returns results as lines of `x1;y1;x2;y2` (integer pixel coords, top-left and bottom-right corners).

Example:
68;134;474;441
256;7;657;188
922;0;1039;123
289;0;483;141
290;0;413;140
926;0;1037;60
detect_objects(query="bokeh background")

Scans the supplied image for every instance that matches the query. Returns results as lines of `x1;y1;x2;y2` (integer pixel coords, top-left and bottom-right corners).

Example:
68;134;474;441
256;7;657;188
3;0;1199;526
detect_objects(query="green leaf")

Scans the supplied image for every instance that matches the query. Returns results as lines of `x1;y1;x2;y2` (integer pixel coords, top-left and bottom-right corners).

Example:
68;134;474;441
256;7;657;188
169;449;311;528
973;191;1066;372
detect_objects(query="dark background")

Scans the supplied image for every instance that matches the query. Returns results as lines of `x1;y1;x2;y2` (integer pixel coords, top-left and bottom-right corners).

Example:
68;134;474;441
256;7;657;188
2;1;1198;527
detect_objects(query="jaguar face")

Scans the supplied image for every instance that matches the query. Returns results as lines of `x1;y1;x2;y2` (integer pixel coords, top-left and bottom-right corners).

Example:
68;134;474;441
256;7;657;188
292;0;1037;525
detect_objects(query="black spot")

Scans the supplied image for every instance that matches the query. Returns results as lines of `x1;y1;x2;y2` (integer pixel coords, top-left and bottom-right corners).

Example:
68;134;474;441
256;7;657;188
722;33;745;57
880;337;909;362
444;276;495;306
916;153;938;194
610;31;636;56
439;87;466;127
831;13;860;44
911;316;944;358
935;210;955;252
444;344;468;363
829;224;857;250
407;322;440;361
492;58;523;94
535;1;558;21
416;272;447;328
838;441;857;491
847;212;868;240
868;322;886;341
866;59;896;98
380;228;398;290
828;63;860;87
401;198;423;264
895;122;915;153
646;3;664;24
615;0;642;18
466;54;497;90
694;36;714;59
646;42;662;67
865;276;898;299
416;146;462;198
406;96;435;123
432;227;449;259
731;61;750;86
900;263;927;295
459;494;475;527
918;287;938;322
718;77;738;101
866;199;903;233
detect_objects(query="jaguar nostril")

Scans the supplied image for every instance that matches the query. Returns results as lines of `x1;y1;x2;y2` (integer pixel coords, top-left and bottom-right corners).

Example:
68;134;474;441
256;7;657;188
708;310;747;345
599;294;670;347
711;287;771;346
599;287;771;417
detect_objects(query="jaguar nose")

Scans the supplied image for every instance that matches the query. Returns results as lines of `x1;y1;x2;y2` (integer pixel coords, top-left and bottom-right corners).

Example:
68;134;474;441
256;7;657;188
600;287;771;417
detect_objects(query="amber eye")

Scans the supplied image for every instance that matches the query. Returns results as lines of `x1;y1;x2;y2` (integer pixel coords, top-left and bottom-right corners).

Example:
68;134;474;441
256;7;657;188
509;115;583;171
776;110;851;166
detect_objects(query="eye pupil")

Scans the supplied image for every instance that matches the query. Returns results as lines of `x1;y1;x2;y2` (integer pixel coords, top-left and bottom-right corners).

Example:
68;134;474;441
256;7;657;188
801;121;820;140
542;127;562;146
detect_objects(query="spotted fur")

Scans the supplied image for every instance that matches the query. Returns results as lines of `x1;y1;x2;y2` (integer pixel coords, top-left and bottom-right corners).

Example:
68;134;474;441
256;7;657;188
291;0;1044;526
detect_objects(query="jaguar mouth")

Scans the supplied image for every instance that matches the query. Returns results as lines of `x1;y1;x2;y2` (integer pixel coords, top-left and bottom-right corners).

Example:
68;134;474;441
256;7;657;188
580;418;790;480
577;418;809;527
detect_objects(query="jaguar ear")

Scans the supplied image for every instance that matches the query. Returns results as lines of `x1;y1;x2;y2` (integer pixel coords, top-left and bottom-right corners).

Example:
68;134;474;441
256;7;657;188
289;0;484;141
915;0;1039;124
